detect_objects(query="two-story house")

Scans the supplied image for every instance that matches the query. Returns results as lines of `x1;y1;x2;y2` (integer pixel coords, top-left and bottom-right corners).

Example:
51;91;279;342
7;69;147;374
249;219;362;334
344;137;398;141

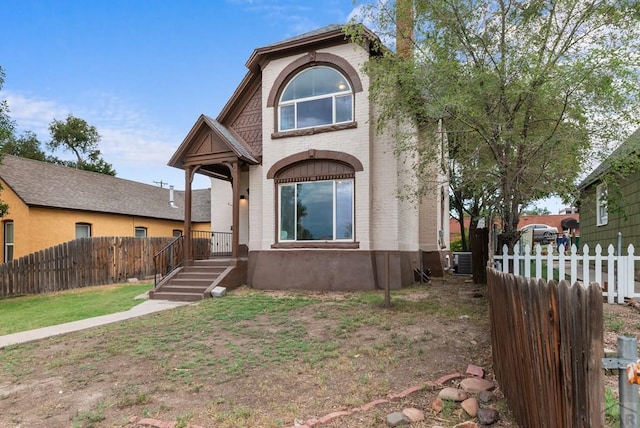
167;24;449;291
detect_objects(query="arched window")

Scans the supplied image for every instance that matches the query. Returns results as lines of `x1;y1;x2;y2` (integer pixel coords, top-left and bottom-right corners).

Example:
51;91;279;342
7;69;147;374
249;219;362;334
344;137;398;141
278;66;353;131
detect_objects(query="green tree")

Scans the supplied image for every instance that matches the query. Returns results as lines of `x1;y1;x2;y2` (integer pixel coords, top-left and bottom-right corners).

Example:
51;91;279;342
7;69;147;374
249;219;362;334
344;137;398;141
48;114;116;176
0;130;47;161
0;67;12;217
348;0;640;251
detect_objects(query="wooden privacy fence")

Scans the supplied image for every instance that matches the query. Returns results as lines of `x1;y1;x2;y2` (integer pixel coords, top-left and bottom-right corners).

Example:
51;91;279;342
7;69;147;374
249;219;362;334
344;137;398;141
496;243;640;303
0;236;210;298
487;268;604;427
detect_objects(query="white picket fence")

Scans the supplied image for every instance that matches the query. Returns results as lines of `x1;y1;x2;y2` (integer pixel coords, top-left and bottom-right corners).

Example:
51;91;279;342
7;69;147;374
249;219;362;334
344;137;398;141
495;243;640;304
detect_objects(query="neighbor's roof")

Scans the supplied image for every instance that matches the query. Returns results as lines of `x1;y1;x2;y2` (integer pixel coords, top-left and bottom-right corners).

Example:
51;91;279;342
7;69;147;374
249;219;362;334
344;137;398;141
0;155;211;222
578;127;640;190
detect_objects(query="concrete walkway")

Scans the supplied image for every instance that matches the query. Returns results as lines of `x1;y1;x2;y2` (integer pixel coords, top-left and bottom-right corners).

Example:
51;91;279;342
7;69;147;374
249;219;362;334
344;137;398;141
0;299;191;349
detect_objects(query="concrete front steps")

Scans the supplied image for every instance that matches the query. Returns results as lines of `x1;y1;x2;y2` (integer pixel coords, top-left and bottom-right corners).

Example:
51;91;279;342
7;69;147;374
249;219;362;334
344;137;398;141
149;259;233;301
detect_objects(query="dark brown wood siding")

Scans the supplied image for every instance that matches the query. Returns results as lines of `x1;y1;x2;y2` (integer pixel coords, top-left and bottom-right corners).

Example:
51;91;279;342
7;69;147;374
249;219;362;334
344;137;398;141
230;83;263;157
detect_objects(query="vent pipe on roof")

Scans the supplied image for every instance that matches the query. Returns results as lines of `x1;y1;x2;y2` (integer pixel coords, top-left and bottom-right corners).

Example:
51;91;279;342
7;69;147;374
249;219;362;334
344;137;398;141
169;185;178;209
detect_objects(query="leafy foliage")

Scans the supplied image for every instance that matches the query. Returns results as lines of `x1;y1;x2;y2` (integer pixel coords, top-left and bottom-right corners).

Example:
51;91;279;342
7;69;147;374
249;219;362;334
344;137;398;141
0;67;12;217
348;0;640;249
48;114;116;175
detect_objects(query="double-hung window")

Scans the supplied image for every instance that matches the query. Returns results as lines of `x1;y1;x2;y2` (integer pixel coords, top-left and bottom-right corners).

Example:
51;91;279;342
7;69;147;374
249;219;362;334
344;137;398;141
279;66;353;131
279;179;353;241
4;221;13;263
596;183;608;226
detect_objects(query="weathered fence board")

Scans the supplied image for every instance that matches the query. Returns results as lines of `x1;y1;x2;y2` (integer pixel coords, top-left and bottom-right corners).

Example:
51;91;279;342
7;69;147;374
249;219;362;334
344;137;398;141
0;236;211;298
487;268;604;427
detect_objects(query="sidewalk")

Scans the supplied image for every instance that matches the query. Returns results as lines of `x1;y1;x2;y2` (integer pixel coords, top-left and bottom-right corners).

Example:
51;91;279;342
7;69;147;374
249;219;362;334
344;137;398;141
0;298;191;349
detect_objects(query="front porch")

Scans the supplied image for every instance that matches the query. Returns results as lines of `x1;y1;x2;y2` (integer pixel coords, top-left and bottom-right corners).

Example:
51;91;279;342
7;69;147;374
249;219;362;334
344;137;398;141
149;231;248;301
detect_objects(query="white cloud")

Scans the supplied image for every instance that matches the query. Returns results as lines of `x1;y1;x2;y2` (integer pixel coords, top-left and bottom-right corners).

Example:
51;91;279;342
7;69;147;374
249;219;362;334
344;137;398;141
3;90;193;185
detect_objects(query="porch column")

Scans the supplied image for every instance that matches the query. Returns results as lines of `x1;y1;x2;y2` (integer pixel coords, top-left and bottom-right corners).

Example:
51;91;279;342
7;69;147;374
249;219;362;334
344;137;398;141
231;161;240;260
183;165;195;265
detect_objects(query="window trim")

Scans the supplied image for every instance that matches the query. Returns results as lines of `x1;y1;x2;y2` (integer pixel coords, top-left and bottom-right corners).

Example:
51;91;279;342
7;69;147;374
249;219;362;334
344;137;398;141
277;66;354;132
4;220;13;263
277;179;354;243
134;226;148;238
596;183;608;226
75;222;92;239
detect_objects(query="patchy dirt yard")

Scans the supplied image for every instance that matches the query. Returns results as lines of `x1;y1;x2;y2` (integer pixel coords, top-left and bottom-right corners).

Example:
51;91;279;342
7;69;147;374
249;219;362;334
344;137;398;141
0;276;637;428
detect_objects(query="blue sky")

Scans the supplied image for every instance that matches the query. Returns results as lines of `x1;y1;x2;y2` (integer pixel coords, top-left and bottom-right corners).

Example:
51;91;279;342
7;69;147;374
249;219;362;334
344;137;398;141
0;0;362;190
0;0;569;213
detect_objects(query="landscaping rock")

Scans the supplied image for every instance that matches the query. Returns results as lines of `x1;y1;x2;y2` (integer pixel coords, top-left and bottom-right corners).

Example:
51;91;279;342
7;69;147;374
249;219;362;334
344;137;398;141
438;387;468;402
461;397;479;417
454;421;479;428
478;390;495;403
459;377;495;393
431;397;444;413
465;364;485;378
386;411;410;426
402;407;424;422
211;286;226;297
477;407;500;425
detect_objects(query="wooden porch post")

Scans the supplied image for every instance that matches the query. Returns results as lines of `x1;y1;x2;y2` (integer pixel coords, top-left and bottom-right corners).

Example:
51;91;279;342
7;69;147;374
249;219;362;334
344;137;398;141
184;165;195;265
231;161;240;260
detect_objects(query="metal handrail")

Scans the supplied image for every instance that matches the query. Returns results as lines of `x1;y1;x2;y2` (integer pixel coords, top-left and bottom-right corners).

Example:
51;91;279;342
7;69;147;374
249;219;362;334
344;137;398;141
153;235;184;288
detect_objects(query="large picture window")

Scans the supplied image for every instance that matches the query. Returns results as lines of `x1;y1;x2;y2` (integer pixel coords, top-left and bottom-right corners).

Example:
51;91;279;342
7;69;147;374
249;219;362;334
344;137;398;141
279;179;353;241
279;66;353;131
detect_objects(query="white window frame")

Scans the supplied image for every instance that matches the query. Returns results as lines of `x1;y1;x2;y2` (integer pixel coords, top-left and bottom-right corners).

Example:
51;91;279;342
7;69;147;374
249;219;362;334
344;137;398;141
596;183;608;226
278;179;354;242
4;221;13;263
135;227;148;238
75;223;92;239
278;66;353;132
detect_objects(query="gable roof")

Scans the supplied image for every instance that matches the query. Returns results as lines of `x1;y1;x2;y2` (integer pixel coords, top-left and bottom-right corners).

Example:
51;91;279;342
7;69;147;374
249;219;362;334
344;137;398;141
168;114;259;175
217;23;380;125
578;127;640;190
0;155;211;222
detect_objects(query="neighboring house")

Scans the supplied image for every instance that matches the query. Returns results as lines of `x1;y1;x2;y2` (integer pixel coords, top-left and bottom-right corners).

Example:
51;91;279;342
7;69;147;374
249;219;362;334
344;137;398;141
168;24;449;292
0;155;211;262
450;214;581;245
577;127;640;254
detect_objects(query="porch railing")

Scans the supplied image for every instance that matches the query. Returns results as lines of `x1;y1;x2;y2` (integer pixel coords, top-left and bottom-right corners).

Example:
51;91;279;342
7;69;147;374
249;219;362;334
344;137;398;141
153;235;184;288
153;231;233;287
191;230;233;256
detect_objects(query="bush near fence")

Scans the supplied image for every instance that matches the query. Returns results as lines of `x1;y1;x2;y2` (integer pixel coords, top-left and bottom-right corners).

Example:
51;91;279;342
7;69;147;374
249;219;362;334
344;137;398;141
487;268;604;427
0;236;211;298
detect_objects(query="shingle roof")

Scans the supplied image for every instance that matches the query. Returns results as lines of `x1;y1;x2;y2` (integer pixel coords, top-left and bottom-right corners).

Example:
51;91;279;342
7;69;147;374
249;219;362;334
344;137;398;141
202;115;259;163
0;155;211;222
577;128;640;190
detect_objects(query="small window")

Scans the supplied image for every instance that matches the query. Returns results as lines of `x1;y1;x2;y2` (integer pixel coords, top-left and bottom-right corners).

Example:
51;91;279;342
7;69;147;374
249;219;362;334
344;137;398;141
172;229;182;237
278;66;353;131
135;227;147;238
4;221;13;263
596;183;608;226
75;223;92;239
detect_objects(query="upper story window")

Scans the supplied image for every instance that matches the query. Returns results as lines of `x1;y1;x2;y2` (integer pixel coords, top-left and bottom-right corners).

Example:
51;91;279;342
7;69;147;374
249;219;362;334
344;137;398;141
596;183;608;226
278;66;353;131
